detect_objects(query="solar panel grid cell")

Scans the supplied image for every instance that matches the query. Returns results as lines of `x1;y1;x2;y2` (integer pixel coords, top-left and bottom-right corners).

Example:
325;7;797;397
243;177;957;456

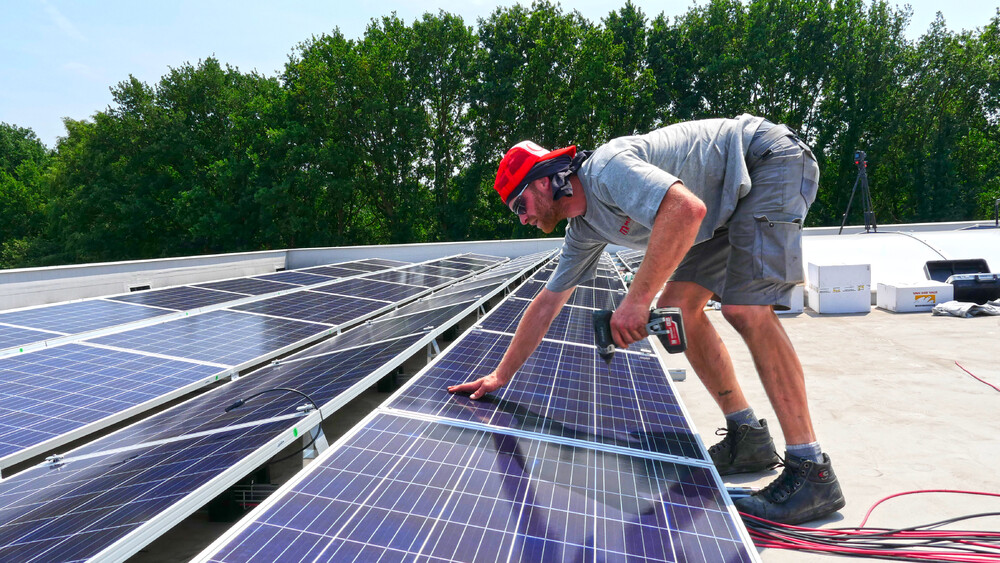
310;278;426;302
299;265;369;278
0;344;221;459
399;264;468;278
108;286;244;311
0;300;172;334
0;418;293;563
358;258;411;268
68;335;428;457
87;310;328;367
253;271;334;286
206;414;753;563
363;270;453;288
432;259;480;272
230;291;389;326
0;325;61;352
194;278;298;296
388;331;689;457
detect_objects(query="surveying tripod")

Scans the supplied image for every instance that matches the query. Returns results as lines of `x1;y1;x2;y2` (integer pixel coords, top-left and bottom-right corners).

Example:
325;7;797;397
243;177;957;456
839;150;877;234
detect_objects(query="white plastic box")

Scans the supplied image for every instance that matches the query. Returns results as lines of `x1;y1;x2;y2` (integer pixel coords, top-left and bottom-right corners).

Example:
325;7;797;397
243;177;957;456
806;262;871;314
876;281;953;313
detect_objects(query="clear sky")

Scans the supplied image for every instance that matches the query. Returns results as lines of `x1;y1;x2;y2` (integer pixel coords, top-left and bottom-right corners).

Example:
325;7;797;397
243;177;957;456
2;0;997;148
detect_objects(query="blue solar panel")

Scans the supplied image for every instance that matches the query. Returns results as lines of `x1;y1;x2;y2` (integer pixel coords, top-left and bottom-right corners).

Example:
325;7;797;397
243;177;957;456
87;310;329;367
433;259;482;272
70;335;428;458
203;413;752;563
253;271;333;286
108;286;243;311
0;418;292;563
311;278;427;301
299;265;368;277
230;291;389;326
480;299;653;352
389;330;703;460
359;258;411;268
0;325;61;351
332;261;386;272
195;277;298;295
0;343;221;462
363;270;453;288
400;264;468;278
0;300;171;334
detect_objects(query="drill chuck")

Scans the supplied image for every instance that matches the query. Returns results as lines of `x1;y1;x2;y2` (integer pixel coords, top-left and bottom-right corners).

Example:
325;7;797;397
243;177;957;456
592;309;616;364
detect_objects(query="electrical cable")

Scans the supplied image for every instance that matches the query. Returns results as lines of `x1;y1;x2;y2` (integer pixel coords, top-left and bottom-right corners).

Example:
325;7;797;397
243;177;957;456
741;490;1000;561
224;386;325;465
954;362;1000;393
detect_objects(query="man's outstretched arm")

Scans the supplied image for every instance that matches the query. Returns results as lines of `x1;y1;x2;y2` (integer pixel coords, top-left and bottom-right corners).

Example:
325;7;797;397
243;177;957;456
447;286;574;399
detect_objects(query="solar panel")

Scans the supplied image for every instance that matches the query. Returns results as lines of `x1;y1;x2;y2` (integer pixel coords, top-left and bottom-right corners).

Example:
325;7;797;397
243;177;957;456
0;300;171;334
358;258;411;268
400;264;468;278
294;265;355;277
287;304;472;358
363;270;453;288
433;259;481;272
311;278;427;302
108;286;244;311
69;335;430;457
87;310;330;367
230;291;389;326
331;261;387;272
253;271;334;286
434;276;508;296
0;343;222;467
201;413;753;563
0;418;294;563
479;299;653;352
388;330;699;459
0;325;60;352
195;277;298;295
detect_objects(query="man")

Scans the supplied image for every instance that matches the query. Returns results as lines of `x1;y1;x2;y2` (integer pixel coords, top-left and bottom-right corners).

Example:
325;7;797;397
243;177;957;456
448;114;846;525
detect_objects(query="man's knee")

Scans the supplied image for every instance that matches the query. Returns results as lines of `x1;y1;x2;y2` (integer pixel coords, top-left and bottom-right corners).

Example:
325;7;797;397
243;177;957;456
721;304;776;333
657;281;712;319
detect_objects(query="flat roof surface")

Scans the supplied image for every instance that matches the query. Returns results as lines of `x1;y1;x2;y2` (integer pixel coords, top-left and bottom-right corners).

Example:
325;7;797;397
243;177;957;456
668;307;1000;561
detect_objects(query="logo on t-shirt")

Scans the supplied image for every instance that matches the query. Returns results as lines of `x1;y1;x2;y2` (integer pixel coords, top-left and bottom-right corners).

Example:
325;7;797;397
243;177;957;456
619;216;632;235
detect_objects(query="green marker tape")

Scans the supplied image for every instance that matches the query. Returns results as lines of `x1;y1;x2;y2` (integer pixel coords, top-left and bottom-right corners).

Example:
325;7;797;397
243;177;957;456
293;428;299;437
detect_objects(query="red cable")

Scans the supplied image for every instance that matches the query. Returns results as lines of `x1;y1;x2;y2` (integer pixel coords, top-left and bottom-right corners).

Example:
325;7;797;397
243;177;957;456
859;489;1000;527
955;361;1000;393
742;491;1000;561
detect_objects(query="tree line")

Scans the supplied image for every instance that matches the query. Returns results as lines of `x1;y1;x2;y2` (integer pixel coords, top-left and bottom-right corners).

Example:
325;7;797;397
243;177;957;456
2;0;998;269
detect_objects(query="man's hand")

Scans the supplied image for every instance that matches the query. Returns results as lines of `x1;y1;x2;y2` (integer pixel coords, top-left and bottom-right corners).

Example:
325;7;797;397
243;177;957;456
610;296;650;348
447;370;510;400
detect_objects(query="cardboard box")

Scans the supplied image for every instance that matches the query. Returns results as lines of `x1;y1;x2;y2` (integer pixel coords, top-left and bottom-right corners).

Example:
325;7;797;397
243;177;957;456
806;262;871;314
877;281;953;313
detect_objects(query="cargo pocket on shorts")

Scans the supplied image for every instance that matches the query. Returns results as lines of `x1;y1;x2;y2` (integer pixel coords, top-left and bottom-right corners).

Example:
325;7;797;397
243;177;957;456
752;213;804;283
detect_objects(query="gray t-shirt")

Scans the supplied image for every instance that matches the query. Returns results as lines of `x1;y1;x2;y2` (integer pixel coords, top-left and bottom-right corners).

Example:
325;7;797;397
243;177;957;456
546;114;764;292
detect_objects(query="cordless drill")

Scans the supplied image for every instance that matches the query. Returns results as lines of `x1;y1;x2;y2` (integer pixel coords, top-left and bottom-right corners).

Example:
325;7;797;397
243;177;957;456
592;307;687;365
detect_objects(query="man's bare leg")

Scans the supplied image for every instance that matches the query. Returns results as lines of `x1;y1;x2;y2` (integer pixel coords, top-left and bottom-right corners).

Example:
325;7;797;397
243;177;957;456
720;304;815;445
657;281;750;415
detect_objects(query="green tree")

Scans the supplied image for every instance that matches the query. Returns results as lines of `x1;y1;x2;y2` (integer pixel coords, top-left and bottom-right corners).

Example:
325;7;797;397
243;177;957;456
0;123;50;268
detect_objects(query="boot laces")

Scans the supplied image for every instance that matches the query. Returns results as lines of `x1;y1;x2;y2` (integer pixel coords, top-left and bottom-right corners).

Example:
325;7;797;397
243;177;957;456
758;456;808;502
708;426;739;460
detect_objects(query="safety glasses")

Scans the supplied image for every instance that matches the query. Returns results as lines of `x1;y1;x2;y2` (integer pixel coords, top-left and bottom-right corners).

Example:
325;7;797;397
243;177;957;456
508;193;527;216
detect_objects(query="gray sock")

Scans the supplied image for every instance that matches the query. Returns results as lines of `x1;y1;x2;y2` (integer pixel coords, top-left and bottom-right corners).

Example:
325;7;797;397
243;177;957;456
786;441;823;463
724;407;762;429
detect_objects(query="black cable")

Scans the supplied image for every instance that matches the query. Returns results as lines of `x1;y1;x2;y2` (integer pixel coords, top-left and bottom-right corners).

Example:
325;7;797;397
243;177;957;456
224;386;325;465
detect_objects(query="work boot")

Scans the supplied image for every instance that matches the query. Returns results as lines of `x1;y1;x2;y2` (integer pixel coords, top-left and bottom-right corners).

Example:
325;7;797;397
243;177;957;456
709;419;781;475
734;453;847;525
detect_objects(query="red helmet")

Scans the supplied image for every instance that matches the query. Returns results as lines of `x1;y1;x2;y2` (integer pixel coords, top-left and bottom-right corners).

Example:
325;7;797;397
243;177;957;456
494;141;576;204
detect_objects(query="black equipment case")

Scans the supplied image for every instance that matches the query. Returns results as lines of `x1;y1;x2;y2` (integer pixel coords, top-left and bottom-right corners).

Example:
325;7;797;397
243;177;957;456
945;273;1000;304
